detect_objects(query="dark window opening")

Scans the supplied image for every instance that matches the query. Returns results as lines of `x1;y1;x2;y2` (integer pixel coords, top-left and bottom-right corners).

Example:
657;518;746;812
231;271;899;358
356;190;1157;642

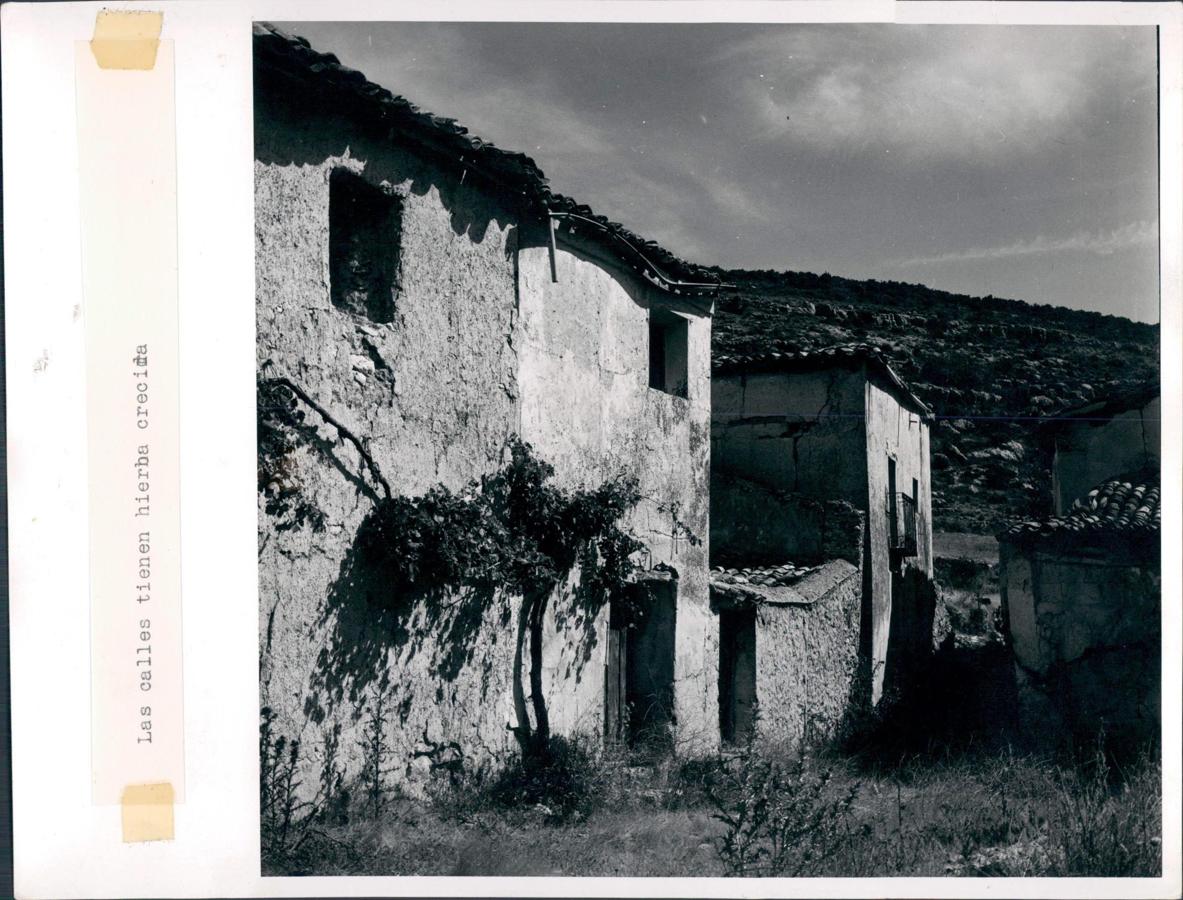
329;169;400;323
648;309;689;398
719;607;757;745
912;477;920;545
605;580;677;750
896;492;918;557
887;459;919;563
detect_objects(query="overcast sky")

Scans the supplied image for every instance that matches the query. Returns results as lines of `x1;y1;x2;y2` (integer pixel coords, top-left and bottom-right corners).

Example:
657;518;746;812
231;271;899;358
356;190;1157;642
278;22;1160;323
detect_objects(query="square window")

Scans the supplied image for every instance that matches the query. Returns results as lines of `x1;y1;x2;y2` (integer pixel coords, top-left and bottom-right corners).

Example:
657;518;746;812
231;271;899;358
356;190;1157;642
329;169;400;323
648;309;689;398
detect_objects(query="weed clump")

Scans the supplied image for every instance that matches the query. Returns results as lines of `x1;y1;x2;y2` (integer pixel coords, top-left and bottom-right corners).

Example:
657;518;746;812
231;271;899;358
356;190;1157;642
706;730;858;877
487;736;598;822
260;707;310;858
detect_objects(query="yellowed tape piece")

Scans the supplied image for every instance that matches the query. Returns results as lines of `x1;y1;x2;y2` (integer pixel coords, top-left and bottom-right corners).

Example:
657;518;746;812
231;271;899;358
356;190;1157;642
121;783;175;842
90;10;163;70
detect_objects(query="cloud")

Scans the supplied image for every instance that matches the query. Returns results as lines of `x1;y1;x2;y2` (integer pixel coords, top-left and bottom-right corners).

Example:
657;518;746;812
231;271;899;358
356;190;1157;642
699;177;780;224
892;219;1158;266
463;85;616;162
718;25;1155;164
286;22;617;172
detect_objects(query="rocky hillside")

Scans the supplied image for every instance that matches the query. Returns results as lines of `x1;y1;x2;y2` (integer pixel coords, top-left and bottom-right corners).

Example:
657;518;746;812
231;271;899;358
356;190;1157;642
709;269;1159;534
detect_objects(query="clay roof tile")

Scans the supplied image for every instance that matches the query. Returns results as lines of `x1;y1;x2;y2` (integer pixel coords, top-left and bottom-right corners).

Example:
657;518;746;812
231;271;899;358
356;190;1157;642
1000;469;1160;546
710;562;818;588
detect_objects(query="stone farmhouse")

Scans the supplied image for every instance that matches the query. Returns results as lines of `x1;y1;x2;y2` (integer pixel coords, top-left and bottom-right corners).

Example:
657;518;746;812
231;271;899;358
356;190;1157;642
711;346;936;708
254;23;722;791
1000;382;1161;747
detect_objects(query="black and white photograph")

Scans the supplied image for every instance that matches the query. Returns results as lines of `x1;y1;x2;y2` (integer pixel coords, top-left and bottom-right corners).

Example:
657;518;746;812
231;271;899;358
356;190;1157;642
3;1;1180;896
252;18;1164;879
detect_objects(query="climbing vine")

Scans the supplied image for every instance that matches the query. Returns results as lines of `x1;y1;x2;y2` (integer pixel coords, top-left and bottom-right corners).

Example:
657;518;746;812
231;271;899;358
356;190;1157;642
260;373;674;753
345;439;653;747
352;437;643;604
257;377;327;533
348;437;645;750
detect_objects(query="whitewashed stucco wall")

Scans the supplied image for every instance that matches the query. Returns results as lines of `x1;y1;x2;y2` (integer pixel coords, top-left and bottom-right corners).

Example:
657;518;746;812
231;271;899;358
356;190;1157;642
256;99;528;794
864;379;933;701
257;95;720;797
517;241;717;753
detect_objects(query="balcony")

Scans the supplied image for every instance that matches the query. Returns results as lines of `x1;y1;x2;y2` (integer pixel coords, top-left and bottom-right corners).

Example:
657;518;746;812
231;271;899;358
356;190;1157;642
889;492;919;560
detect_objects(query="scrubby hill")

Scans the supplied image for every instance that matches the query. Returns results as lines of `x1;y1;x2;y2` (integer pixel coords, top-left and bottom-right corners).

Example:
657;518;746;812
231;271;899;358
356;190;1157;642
709;269;1159;534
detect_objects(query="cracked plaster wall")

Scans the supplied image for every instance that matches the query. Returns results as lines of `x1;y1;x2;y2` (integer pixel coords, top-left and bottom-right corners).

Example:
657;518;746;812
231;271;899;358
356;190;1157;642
711;369;933;704
711;368;868;503
1001;544;1160;743
257;94;718;798
517;240;717;754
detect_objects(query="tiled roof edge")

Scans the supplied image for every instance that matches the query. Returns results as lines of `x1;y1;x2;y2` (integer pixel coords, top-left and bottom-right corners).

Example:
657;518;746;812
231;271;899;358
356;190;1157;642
253;22;720;298
712;344;932;417
999;470;1161;545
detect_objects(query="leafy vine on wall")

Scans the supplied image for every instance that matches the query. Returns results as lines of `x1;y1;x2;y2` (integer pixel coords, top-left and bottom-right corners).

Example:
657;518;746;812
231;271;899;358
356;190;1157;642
258;374;659;751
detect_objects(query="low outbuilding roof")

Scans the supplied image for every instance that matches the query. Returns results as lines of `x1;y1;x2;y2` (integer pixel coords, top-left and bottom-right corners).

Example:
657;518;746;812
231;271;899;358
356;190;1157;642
711;563;820;588
710;559;859;608
254;22;720;299
712;343;931;418
1000;470;1160;547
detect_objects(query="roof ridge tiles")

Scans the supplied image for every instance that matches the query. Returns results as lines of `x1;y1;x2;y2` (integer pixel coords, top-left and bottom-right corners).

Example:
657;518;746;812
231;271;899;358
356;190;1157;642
1000;470;1161;543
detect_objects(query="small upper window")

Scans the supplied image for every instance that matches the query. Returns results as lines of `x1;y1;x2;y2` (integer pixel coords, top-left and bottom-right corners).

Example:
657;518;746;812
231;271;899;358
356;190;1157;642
329;169;400;323
648;309;689;399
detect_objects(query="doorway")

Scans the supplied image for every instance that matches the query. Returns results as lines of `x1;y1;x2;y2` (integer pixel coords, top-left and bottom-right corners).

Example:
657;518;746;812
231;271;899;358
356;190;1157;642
605;579;677;748
719;606;757;744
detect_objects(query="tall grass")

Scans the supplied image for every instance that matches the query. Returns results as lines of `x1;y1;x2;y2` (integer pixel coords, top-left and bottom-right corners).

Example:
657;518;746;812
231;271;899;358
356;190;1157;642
260;709;1162;878
1047;742;1161;876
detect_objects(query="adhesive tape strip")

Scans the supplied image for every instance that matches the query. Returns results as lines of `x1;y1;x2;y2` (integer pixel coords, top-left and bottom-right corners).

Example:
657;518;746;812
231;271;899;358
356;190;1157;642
90;10;163;71
121;783;175;842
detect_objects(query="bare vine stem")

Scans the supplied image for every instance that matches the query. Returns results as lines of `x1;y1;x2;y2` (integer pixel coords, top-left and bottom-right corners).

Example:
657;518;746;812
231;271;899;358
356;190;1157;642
262;375;392;500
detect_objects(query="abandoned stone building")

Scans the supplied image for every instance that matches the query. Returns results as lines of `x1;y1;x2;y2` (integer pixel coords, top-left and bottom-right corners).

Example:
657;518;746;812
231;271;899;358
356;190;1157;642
1043;380;1160;515
711;476;865;746
999;471;1160;746
254;23;722;793
710;346;936;712
1000;381;1161;746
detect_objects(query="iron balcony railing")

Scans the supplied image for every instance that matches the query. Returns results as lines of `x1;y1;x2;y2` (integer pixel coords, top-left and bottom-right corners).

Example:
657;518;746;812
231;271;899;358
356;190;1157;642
891;492;919;557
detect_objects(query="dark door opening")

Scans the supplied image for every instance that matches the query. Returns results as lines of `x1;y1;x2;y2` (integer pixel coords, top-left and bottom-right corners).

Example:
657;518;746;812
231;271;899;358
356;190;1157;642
605;580;677;749
719;606;757;744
